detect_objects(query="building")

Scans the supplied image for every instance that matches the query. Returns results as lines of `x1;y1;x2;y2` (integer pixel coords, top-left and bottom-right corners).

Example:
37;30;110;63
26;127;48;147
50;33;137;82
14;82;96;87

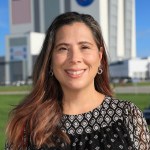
0;56;5;84
5;0;136;84
69;0;136;62
110;57;150;82
5;32;44;84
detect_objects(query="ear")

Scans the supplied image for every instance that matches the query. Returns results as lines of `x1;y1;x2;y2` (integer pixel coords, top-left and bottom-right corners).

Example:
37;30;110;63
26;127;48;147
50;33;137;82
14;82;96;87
98;47;103;62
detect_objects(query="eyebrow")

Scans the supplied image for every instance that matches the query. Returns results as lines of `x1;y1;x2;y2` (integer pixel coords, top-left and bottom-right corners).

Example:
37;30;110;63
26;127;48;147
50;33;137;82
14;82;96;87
55;41;93;48
55;43;69;49
78;41;93;46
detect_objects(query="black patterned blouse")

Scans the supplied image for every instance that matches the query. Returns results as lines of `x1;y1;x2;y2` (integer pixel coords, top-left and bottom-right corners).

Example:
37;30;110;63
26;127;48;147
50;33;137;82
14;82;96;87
6;96;150;150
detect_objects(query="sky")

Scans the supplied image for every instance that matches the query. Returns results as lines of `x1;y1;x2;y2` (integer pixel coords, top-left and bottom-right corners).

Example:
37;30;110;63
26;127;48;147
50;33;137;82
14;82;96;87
0;0;150;58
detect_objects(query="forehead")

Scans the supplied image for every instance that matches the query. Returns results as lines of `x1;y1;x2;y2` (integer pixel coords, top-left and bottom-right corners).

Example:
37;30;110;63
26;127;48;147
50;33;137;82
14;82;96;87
55;22;95;43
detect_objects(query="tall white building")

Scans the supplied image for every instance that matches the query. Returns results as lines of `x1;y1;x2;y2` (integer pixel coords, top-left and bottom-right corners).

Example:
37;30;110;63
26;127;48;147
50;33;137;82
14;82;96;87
67;0;136;62
110;57;150;80
5;0;136;84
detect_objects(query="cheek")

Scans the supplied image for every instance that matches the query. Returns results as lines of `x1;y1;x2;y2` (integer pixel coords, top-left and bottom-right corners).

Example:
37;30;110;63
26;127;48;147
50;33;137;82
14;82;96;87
85;53;100;67
52;54;67;69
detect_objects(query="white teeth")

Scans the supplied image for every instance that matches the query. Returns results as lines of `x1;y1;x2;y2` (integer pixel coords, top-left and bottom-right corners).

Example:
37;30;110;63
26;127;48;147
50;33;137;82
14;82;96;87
66;70;84;75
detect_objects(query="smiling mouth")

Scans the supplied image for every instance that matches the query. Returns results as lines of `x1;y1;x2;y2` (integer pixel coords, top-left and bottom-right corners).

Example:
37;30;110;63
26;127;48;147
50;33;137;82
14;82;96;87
65;69;86;77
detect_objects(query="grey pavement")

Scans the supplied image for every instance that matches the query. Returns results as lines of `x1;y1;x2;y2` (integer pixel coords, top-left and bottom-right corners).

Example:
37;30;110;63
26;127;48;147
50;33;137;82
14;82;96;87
0;91;29;95
114;86;150;94
0;86;150;95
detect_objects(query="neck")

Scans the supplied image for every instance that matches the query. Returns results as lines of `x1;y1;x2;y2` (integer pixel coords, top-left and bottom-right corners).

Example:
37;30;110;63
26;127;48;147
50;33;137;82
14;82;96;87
62;86;104;115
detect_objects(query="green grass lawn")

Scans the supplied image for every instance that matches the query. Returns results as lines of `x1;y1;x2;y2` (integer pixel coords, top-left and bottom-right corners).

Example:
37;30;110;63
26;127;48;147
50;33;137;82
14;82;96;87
0;93;150;149
0;94;25;149
0;85;31;92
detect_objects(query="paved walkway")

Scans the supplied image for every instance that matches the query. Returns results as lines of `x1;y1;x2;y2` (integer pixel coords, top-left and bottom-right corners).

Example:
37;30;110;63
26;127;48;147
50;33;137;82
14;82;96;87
0;91;29;95
114;86;150;94
0;86;150;95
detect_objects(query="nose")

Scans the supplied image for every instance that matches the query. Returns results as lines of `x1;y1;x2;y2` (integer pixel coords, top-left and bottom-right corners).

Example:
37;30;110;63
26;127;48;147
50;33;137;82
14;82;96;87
68;47;82;64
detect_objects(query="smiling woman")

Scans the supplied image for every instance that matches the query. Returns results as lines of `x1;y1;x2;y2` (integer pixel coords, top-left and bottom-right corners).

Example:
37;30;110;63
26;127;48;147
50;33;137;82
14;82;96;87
5;12;150;150
52;22;102;92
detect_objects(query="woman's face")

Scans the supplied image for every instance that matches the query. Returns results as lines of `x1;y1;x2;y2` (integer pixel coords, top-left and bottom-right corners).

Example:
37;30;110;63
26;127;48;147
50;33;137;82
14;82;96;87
52;22;102;91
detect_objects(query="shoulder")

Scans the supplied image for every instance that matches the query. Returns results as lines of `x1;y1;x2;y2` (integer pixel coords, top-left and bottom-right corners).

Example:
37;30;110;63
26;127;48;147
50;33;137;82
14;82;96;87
105;96;139;111
106;96;148;131
104;96;143;118
107;96;140;110
106;97;150;149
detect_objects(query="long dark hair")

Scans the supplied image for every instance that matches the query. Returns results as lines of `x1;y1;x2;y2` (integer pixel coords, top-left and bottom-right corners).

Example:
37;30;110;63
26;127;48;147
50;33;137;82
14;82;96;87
6;12;113;149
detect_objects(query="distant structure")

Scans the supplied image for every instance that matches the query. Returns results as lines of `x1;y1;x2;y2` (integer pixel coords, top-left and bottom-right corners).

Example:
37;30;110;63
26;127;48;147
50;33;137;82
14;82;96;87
110;57;150;82
4;0;136;84
0;56;5;84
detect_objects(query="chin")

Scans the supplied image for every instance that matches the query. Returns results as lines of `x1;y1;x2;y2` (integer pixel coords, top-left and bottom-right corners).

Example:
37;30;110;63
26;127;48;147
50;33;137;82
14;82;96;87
67;84;85;90
64;82;91;91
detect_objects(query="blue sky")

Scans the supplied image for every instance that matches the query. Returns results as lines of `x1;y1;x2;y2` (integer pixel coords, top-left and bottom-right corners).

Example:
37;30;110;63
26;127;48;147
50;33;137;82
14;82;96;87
0;0;150;57
136;0;150;57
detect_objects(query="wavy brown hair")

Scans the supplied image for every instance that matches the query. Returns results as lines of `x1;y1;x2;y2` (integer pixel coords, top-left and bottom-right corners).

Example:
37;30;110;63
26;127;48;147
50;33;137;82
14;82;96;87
6;12;113;149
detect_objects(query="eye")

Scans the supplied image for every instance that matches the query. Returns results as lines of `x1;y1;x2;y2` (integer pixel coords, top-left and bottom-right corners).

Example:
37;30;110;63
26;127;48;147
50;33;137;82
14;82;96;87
58;47;68;51
81;45;90;49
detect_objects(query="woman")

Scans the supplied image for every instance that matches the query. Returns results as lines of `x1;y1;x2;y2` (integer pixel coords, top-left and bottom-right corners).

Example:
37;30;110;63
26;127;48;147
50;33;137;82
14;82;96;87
6;12;150;150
